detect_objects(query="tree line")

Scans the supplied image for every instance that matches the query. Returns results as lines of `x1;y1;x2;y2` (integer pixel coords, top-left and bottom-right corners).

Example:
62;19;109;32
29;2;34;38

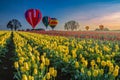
64;20;109;31
6;19;109;31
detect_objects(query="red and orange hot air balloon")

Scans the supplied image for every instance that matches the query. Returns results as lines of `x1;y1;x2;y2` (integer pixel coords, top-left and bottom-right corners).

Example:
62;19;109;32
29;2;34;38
25;9;42;29
49;18;58;30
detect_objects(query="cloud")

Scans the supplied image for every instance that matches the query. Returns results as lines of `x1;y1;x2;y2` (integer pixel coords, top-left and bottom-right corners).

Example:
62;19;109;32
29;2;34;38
56;1;120;30
87;12;120;30
102;12;120;20
91;12;120;22
76;2;120;30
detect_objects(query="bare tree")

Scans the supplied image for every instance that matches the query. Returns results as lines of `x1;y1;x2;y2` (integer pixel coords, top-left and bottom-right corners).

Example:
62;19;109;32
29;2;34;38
64;20;79;31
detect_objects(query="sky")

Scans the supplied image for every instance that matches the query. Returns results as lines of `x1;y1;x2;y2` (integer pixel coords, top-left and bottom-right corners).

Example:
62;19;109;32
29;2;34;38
0;0;120;30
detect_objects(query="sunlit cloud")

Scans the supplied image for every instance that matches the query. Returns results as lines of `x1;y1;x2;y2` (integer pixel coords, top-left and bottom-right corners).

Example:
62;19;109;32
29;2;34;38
87;12;120;30
73;3;120;30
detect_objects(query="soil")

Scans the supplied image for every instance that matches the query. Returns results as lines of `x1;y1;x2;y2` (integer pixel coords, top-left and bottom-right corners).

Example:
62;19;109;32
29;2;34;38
0;32;16;80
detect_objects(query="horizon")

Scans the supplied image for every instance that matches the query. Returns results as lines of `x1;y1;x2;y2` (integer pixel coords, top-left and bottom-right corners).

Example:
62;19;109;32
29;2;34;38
0;0;120;30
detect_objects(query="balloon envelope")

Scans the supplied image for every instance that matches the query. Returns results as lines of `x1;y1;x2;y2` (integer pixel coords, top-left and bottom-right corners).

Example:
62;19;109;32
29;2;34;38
42;16;51;29
25;9;42;29
49;18;58;30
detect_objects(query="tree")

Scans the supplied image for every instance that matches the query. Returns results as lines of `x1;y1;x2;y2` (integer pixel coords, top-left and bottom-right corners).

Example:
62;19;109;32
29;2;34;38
104;28;109;31
7;19;22;30
95;27;109;31
99;25;104;30
64;23;69;30
64;20;79;31
85;26;89;31
95;28;100;31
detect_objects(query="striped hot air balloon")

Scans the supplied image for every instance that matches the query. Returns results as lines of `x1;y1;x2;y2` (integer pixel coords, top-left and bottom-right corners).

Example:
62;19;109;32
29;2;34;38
49;18;58;30
25;9;42;29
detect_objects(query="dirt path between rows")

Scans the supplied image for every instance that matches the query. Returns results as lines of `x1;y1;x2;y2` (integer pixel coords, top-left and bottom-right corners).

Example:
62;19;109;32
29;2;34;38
0;32;15;80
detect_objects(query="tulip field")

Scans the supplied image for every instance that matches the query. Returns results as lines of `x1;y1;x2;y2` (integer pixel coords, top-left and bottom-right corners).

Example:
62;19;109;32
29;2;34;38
0;31;120;80
28;30;120;41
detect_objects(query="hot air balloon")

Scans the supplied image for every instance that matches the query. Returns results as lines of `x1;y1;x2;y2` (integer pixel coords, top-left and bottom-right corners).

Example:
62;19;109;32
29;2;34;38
42;16;51;29
25;9;42;29
85;26;89;31
99;25;104;30
49;18;58;30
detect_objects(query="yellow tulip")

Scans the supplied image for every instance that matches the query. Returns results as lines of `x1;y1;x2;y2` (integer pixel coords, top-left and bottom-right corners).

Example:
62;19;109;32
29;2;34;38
53;69;57;77
113;69;119;77
22;74;28;80
14;61;19;69
106;60;111;66
46;72;51;80
40;63;44;70
75;61;79;68
24;62;29;71
42;77;46;80
81;56;85;62
79;54;82;59
63;57;69;62
33;68;38;75
87;71;91;76
72;49;77;58
20;66;26;73
43;53;46;57
33;64;38;68
41;55;45;64
97;57;101;63
99;69;104;75
101;61;106;67
45;58;50;66
19;58;24;65
36;56;40;61
91;60;95;66
72;53;77;58
83;60;88;67
115;45;119;51
109;65;114;73
93;70;98;77
115;65;119;70
49;67;54;76
28;75;34;80
81;68;84;74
